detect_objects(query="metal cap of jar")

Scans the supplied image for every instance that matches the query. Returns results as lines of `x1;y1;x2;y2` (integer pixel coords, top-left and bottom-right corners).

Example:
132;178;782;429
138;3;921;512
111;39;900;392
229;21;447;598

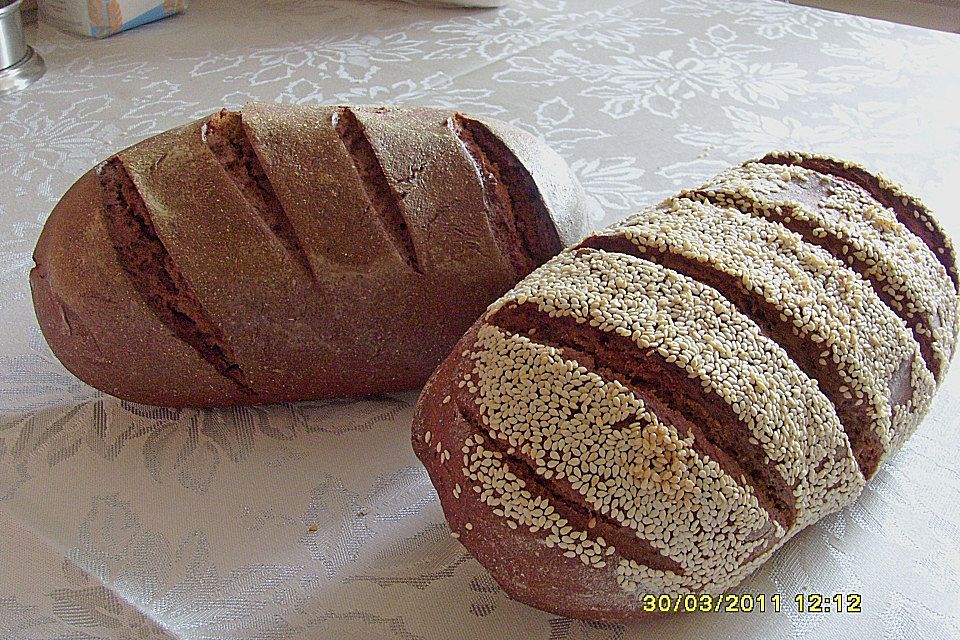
0;0;45;95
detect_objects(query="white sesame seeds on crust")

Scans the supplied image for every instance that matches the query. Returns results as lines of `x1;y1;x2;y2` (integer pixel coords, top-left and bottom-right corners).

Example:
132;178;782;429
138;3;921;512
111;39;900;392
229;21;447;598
462;433;611;569
759;151;958;287
467;325;774;589
682;161;958;381
467;250;865;594
603;197;936;465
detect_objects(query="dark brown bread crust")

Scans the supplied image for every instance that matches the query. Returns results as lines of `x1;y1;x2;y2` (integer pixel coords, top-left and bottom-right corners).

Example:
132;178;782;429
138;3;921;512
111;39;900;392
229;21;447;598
413;277;796;621
30;170;243;406
99;158;249;392
31;103;587;407
332;106;423;273
204;109;315;279
450;113;562;277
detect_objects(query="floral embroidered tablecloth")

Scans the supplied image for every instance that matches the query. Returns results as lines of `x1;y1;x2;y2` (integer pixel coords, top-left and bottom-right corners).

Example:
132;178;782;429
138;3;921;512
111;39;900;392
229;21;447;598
1;1;959;638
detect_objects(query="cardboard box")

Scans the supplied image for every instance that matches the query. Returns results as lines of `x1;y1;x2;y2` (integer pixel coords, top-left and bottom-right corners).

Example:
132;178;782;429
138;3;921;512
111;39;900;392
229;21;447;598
38;0;187;38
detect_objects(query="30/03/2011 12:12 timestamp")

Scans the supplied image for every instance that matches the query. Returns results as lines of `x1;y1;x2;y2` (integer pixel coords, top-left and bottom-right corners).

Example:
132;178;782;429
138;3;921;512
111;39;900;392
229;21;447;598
639;593;863;613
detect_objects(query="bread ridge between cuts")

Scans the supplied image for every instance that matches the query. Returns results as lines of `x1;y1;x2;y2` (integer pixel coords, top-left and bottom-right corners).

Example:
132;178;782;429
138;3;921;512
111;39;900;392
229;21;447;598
30;102;588;407
411;152;959;622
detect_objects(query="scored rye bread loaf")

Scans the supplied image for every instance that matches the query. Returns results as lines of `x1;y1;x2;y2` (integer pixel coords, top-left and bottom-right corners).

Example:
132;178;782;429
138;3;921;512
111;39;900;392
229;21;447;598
30;103;587;407
412;153;958;621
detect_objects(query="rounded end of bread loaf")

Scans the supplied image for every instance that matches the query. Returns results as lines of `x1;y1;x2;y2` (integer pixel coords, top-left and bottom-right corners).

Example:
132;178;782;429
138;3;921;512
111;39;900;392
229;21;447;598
472;115;590;249
30;167;244;408
411;323;660;622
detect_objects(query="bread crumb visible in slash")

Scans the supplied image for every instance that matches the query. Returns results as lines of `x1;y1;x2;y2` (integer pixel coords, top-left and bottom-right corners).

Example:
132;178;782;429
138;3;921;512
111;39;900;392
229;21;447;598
442;395;451;404
307;525;319;532
451;532;460;539
465;522;474;530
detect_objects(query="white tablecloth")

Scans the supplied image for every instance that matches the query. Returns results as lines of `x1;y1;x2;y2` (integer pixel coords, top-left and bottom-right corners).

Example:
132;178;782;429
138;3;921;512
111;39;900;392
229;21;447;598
2;1;959;638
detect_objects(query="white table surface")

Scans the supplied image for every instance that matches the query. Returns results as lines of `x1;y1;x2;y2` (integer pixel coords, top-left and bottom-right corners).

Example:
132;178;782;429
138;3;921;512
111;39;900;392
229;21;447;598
1;1;959;638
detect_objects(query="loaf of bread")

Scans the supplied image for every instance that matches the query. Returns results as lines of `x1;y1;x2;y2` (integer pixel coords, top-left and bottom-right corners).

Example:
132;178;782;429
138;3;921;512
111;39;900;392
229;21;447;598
412;153;958;621
30;103;587;407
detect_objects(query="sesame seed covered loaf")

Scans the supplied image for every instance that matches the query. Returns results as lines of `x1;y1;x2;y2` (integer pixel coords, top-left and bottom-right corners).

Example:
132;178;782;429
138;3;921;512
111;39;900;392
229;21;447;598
412;153;958;621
